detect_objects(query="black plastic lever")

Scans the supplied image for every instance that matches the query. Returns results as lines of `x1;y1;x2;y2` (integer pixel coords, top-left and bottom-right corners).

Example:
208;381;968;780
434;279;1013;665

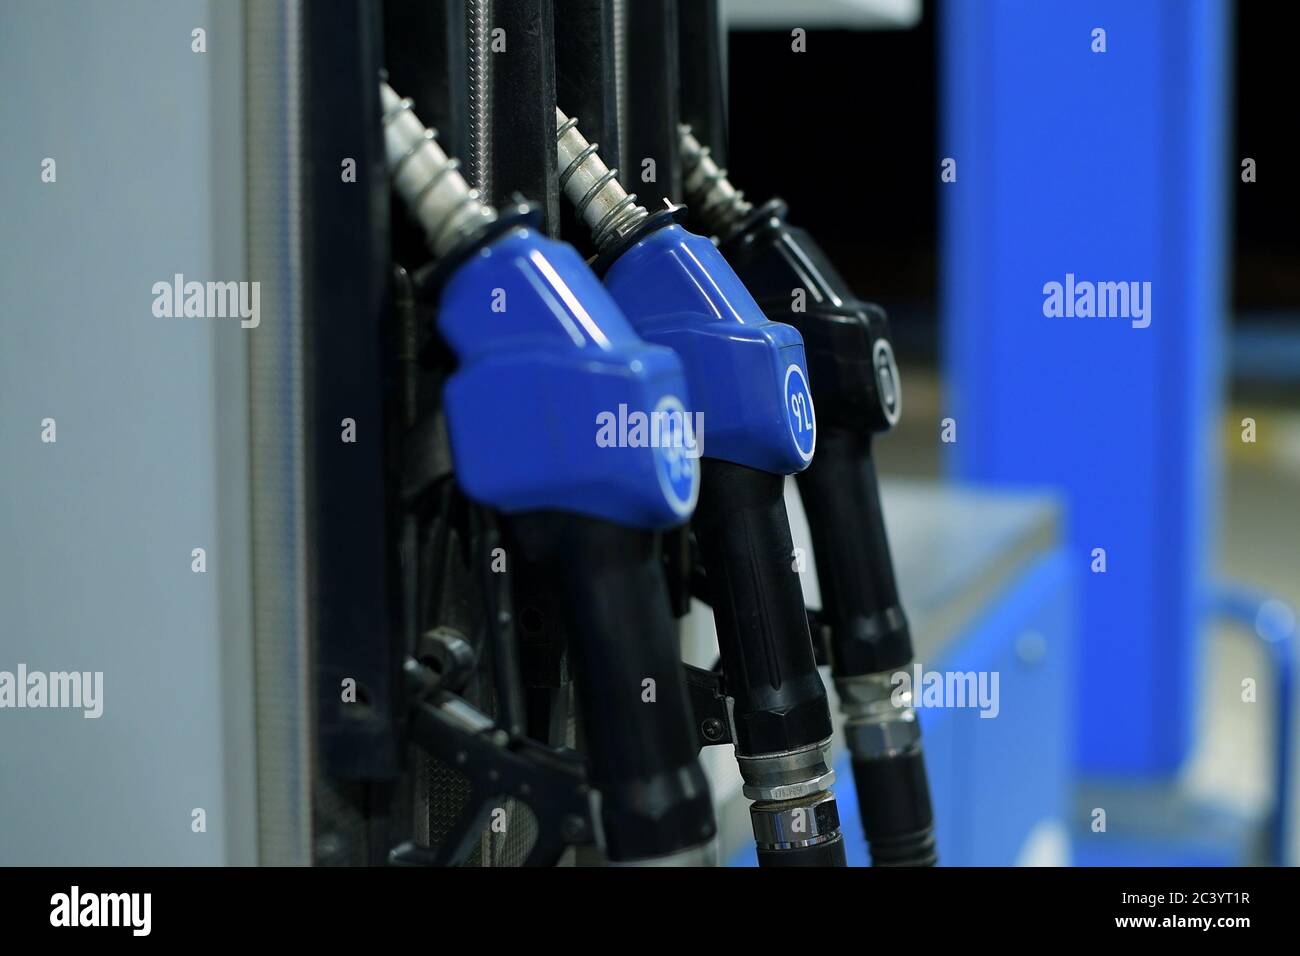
691;458;833;759
509;512;717;863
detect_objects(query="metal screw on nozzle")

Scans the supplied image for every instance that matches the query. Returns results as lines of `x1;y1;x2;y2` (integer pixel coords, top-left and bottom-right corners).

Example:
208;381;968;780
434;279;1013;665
555;109;649;253
678;124;753;242
380;81;497;260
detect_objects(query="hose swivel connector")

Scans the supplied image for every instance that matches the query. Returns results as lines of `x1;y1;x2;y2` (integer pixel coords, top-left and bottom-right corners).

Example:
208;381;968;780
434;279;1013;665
555;109;650;253
678;124;753;242
381;81;497;259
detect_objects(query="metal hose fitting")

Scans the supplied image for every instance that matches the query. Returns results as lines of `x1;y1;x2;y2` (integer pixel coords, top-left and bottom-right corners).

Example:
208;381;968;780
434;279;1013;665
464;0;493;199
735;739;836;803
837;671;922;759
555;109;649;252
739;738;844;863
838;669;937;866
678;124;753;242
750;790;841;851
380;82;497;260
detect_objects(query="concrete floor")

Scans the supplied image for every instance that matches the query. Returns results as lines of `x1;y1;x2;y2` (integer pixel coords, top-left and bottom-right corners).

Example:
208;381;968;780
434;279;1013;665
1190;401;1299;841
877;366;1300;861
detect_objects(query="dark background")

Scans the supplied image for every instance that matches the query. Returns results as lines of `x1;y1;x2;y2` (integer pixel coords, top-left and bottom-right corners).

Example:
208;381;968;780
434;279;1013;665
726;0;1299;359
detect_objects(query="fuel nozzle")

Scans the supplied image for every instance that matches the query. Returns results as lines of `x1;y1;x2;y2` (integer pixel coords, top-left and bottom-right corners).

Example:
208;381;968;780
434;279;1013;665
556;110;846;867
677;123;938;867
383;83;717;865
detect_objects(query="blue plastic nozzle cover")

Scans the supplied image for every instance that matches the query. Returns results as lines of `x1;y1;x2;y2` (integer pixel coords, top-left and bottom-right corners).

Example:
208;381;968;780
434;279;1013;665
602;223;816;476
436;226;700;530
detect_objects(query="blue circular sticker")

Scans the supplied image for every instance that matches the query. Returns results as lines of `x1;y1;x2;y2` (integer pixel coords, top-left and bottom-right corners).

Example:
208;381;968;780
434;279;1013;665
652;395;700;517
784;364;816;462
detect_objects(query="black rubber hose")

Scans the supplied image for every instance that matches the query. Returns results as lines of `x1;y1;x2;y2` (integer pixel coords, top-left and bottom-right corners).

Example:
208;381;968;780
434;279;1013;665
756;835;848;868
852;748;937;867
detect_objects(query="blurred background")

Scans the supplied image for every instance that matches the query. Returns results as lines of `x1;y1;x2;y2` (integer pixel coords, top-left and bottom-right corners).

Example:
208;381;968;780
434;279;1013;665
1;0;1295;866
705;0;1297;865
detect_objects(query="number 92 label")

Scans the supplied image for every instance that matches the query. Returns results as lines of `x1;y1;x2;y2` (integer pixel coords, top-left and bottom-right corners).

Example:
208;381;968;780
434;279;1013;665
784;363;816;462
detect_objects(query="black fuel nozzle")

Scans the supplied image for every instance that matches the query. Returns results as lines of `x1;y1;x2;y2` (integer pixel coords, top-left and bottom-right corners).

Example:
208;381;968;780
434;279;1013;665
679;140;937;866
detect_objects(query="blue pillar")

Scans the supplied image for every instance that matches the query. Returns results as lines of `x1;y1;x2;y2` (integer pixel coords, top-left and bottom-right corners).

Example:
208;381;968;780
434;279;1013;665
941;0;1229;776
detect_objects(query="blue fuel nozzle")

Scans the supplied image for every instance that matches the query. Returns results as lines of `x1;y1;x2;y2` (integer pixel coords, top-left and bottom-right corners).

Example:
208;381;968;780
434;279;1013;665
555;109;816;476
437;223;700;528
603;220;816;475
382;83;699;530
